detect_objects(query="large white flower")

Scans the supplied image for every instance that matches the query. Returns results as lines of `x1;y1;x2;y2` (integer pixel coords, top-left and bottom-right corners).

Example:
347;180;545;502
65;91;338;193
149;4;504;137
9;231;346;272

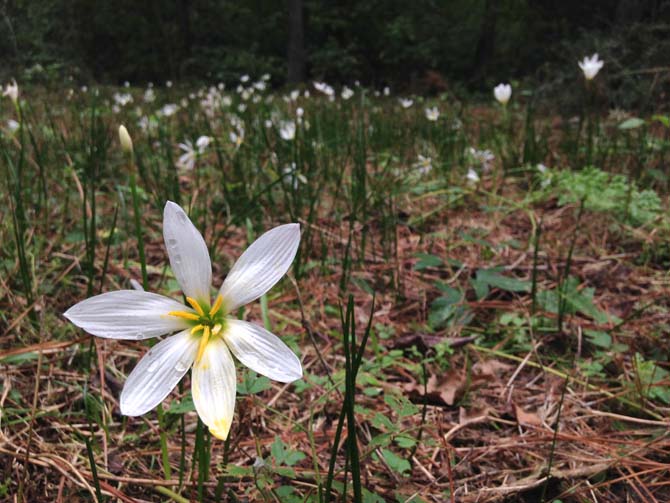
578;53;604;81
493;83;512;105
64;201;302;440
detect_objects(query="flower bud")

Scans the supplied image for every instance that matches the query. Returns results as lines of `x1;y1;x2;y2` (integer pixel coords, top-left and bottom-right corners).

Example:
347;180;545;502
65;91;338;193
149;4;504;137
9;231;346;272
118;125;133;154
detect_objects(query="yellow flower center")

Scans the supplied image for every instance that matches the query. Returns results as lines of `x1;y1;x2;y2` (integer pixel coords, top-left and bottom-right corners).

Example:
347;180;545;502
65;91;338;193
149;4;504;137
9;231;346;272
168;295;226;363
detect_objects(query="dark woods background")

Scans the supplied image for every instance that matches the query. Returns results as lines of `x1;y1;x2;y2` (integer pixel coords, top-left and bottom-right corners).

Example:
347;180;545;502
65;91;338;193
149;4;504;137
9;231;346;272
0;0;669;107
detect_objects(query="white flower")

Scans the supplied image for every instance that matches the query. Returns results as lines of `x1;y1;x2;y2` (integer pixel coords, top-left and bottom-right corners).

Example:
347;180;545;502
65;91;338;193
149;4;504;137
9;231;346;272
383;87;390;96
313;81;334;96
290;89;300;102
279;120;296;141
414;155;433;174
3;79;18;104
578;53;604;80
176;136;211;170
144;88;156;103
283;162;307;189
64;202;302;440
159;104;179;117
119;125;134;154
424;106;439;121
6;119;19;133
493;83;512;105
113;92;133;107
399;98;413;109
468;147;495;171
230;124;245;148
341;86;354;100
296;107;304;118
240;74;250;83
466;168;480;184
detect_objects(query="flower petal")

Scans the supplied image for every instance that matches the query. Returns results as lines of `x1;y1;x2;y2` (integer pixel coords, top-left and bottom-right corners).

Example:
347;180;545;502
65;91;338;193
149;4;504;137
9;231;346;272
192;338;237;440
120;329;198;416
163;201;212;303
64;290;191;340
224;319;302;383
219;224;300;312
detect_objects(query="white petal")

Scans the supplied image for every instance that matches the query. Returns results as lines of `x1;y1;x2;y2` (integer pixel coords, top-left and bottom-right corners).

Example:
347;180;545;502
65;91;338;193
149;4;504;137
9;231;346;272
163;201;212;303
120;329;198;416
64;290;191;340
224;319;302;383
192;338;237;440
219;224;300;312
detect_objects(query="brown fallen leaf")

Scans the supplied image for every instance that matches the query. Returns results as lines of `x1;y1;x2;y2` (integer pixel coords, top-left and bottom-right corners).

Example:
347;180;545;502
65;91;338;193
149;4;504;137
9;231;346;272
514;402;543;426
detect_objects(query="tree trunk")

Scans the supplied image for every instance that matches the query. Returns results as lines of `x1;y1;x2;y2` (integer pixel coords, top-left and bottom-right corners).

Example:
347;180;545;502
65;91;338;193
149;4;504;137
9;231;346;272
287;0;305;84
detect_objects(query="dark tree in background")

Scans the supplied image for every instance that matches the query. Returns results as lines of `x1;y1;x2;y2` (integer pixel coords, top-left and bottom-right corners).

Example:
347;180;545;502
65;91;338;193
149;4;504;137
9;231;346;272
287;0;306;84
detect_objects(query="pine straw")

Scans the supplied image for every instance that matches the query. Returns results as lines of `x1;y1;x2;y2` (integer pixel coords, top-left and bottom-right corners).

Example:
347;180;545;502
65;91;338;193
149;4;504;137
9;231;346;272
2;187;670;502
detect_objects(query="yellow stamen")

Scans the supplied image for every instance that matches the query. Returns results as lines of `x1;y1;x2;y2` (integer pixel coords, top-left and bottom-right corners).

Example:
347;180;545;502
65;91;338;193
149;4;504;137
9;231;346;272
191;324;205;335
186;297;205;317
168;310;200;321
196;325;210;364
211;323;222;336
209;295;224;316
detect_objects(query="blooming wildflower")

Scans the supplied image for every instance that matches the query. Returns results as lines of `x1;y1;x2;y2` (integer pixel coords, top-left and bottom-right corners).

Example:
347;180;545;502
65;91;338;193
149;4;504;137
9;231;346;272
414;155;433;174
578;53;604;80
283;162;307;189
159;104;179;117
313;81;334;97
6;119;19;133
341;86;354;100
425;106;439;121
296;107;304;118
113;92;133;107
65;202;302;440
3;79;18;104
468;147;495;172
290;89;300;102
493;83;512;105
466;168;480;184
144;88;156;103
383;87;390;96
177;136;211;171
399;98;413;109
240;74;250;83
279;120;296;141
166;80;173;88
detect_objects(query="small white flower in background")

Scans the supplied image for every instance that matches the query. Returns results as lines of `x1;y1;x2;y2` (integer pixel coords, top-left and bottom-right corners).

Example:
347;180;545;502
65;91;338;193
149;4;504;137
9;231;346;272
296;107;304;118
425;106;439;121
218;82;225;91
290;89;300;101
383;86;391;96
144;88;156;103
81;85;88;93
466;168;480;184
303;90;310;98
493;83;512;105
166;80;173;88
253;81;266;92
240;74;250;83
159;104;179;117
468;147;495;172
3;79;18;104
283;162;307;189
113;92;133;107
279;120;296;141
64;201;302;440
536;163;547;174
230;124;245;148
237;103;247;113
180;98;189;108
341;86;354;100
414;155;433;174
176;136;211;171
123;81;130;88
578;53;604;80
264;119;273;129
261;73;271;81
5;119;19;133
537;163;551;188
313;81;334;97
399;98;413;109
